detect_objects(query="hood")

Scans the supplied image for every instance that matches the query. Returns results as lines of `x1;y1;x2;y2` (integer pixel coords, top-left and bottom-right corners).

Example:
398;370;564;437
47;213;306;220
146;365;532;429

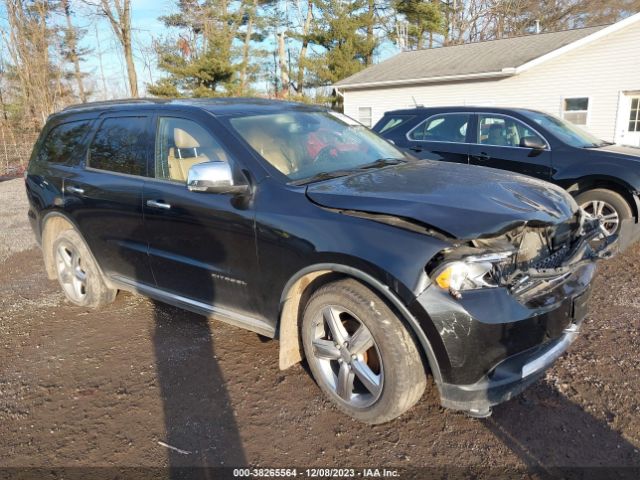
306;160;577;239
584;143;640;160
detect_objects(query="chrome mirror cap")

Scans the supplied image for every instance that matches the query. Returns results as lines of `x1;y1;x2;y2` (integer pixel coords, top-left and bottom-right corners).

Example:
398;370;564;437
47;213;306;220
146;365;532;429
187;161;247;194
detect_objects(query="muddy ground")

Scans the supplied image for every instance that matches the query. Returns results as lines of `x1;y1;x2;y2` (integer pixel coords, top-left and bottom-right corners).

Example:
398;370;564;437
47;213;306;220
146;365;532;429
0;178;639;477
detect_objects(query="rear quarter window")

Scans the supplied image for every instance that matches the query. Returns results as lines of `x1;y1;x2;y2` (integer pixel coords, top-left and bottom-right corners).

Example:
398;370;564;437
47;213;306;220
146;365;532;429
37;120;92;165
374;115;415;134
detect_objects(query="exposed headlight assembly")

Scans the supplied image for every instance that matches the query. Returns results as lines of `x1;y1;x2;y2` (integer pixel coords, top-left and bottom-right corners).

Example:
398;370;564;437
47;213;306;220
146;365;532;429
431;252;513;299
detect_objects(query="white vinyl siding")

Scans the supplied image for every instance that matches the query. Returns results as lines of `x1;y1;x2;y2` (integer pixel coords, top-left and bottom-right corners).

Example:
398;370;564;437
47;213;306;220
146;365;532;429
343;20;640;142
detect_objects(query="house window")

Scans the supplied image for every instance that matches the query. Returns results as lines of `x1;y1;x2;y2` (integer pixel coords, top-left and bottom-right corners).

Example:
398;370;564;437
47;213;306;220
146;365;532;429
358;107;372;127
629;98;640;132
562;97;589;126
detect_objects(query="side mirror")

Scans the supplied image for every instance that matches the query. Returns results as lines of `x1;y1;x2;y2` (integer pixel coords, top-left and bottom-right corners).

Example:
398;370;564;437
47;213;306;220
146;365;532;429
520;136;547;150
187;161;249;194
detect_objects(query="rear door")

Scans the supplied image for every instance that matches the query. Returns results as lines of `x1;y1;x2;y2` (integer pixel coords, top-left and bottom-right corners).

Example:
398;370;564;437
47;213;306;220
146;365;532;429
63;113;155;285
142;111;261;318
404;112;472;163
469;113;552;180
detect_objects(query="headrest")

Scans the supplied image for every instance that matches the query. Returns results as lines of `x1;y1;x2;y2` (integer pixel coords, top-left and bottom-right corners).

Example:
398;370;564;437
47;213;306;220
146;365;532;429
174;128;200;149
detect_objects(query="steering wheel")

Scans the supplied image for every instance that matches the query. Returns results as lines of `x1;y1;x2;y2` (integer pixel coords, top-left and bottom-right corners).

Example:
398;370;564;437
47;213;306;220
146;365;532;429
313;145;340;165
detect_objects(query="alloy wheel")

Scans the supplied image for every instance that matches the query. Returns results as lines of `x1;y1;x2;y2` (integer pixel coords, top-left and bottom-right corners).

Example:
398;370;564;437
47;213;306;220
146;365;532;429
55;241;88;302
310;306;383;408
581;199;619;236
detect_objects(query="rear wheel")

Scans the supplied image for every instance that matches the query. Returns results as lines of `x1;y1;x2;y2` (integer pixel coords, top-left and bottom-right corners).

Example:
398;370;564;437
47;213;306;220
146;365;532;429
576;188;632;236
52;229;116;308
301;278;426;424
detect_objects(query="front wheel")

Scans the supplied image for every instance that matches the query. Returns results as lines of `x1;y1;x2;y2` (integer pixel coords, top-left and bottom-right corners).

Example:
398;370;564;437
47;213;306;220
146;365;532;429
575;188;632;236
301;278;427;424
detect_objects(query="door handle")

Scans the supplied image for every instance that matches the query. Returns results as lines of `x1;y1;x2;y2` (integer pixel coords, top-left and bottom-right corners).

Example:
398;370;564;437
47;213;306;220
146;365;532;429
146;199;172;210
475;152;491;160
66;185;85;195
409;145;423;152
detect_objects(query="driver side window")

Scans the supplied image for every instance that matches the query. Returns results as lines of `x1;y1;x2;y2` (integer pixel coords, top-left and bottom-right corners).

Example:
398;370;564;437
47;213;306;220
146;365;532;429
478;115;546;148
155;117;229;183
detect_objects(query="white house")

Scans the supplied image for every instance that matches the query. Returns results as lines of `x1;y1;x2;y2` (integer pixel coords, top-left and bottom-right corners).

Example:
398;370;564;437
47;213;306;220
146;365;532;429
334;12;640;146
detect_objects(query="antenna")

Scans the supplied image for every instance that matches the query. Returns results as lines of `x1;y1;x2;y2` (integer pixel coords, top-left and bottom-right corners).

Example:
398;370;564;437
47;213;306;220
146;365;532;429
412;96;424;108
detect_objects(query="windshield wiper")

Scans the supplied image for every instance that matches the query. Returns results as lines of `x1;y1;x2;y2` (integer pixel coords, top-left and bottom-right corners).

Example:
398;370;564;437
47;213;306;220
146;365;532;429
584;140;614;148
289;170;354;186
290;158;407;186
356;158;407;170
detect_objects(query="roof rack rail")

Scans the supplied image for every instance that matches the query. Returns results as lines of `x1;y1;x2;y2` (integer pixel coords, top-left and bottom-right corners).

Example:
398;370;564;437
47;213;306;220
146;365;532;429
62;98;162;111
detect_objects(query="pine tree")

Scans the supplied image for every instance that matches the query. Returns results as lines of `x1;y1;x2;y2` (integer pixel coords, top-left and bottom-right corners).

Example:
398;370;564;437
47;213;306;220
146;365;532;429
148;0;243;97
395;0;444;49
305;0;378;87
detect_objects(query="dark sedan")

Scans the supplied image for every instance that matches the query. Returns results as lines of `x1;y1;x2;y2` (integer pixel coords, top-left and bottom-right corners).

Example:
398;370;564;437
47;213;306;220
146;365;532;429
374;106;640;237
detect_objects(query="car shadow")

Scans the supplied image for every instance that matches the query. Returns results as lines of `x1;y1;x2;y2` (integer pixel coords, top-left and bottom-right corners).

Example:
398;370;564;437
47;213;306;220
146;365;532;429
482;381;640;476
130;205;247;476
151;301;246;475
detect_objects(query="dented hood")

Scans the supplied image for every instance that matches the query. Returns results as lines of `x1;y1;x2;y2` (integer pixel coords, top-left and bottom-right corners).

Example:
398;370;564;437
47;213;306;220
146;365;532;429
306;160;578;239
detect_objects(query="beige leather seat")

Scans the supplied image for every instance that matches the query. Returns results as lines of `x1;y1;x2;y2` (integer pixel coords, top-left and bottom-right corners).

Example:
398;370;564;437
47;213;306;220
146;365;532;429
168;128;229;182
240;128;296;175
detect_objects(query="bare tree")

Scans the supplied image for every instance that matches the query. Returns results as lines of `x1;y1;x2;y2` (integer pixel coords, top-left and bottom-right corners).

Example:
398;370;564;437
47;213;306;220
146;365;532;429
83;0;138;97
61;0;87;102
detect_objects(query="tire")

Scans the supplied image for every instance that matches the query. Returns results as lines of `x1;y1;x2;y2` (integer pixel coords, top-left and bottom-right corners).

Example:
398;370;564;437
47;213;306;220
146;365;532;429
301;278;427;424
52;229;117;308
575;188;632;236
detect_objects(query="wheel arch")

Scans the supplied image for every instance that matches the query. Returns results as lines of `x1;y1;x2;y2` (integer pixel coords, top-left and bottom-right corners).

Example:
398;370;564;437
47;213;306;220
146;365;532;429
41;211;80;280
276;263;443;387
563;175;639;222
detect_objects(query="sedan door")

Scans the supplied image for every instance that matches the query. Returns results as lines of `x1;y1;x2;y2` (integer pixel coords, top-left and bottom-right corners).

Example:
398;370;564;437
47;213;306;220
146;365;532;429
469;113;552;180
142;113;262;321
404;113;472;164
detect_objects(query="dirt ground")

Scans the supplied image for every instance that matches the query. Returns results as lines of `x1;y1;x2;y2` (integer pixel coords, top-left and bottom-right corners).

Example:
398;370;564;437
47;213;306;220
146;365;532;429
1;178;639;477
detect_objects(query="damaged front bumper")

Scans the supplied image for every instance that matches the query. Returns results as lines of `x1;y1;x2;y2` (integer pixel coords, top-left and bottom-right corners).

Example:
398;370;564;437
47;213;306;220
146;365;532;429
411;212;616;416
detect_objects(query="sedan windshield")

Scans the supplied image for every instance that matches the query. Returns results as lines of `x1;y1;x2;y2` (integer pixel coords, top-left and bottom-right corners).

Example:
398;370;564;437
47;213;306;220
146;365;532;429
524;111;609;148
228;110;407;183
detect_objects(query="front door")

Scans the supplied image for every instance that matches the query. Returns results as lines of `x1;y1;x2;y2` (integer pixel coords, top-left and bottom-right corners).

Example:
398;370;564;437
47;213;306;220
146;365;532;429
405;112;472;164
469;113;552;180
623;96;640;147
143;113;260;318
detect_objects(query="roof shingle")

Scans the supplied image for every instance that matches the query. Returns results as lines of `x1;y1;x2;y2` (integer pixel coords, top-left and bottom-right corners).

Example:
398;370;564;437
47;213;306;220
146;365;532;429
335;25;607;88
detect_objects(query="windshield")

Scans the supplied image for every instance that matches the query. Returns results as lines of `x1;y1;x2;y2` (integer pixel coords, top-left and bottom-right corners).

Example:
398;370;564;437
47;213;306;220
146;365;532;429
228;110;406;182
523;110;608;148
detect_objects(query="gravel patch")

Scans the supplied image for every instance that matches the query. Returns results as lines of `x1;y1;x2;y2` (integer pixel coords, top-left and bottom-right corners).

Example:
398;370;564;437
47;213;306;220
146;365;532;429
0;178;36;264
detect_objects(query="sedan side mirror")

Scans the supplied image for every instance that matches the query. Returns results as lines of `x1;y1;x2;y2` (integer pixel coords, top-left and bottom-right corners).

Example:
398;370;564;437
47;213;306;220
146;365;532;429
520;136;547;150
187;161;249;195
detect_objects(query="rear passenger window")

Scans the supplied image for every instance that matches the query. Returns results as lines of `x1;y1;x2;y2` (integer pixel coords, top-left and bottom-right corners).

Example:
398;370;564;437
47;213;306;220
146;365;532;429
408;114;470;143
88;117;149;176
38;120;92;165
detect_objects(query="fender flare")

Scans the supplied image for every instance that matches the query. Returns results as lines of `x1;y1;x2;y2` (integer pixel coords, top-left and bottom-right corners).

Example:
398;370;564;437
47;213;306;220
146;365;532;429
277;263;443;387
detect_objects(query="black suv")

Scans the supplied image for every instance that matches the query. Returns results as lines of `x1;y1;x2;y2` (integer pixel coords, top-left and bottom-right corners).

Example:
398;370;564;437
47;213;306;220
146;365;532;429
374;106;640;237
26;99;612;423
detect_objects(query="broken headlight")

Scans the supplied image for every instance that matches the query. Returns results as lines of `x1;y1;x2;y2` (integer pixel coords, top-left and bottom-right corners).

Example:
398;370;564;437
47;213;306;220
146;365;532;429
431;252;513;298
